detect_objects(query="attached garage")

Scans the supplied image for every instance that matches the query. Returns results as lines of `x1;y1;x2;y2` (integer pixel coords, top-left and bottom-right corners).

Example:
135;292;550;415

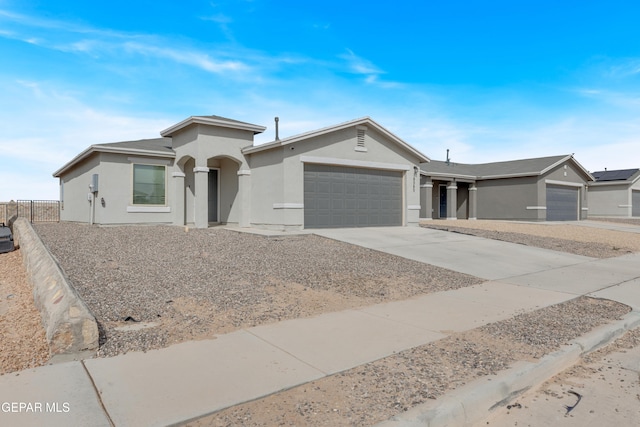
304;164;403;228
633;190;640;217
546;184;579;221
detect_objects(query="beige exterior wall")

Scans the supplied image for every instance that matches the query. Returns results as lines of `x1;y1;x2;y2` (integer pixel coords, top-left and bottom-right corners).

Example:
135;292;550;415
60;155;101;223
588;184;630;217
247;125;422;230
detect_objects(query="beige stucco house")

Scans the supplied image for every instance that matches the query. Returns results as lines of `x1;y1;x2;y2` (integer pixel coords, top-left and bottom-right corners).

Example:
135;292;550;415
54;115;430;230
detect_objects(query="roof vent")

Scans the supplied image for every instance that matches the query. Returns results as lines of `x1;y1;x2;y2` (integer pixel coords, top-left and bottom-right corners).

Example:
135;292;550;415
274;117;280;141
446;149;451;165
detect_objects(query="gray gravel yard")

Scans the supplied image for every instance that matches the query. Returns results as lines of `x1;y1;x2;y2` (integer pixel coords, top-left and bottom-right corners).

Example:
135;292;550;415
421;219;640;257
34;223;482;357
189;297;630;426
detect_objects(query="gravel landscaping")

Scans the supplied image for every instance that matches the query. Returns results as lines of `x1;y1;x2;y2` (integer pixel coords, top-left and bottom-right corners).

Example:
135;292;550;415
34;222;482;357
187;297;631;426
421;219;640;257
3;219;638;424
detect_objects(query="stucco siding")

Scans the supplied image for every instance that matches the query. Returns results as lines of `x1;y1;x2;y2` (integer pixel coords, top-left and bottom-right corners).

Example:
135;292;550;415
60;155;101;223
248;125;422;229
247;148;285;229
476;176;540;220
588;185;630;217
94;153;174;225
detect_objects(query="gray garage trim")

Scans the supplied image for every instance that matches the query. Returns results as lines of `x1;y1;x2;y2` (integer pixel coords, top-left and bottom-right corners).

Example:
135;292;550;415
633;190;640;217
304;164;402;228
546;185;578;221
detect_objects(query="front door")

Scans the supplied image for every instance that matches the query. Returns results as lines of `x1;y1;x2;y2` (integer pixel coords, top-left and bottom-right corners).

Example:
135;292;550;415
439;185;447;218
208;170;219;222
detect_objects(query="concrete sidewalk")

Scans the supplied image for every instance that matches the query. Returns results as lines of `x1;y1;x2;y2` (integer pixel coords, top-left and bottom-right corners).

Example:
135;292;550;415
1;227;639;427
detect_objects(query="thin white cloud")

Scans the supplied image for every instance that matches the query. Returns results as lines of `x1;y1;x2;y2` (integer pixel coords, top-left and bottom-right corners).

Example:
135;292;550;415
0;8;250;75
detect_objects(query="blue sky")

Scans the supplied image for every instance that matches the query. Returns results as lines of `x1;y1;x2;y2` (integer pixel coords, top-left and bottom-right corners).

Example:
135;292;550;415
1;0;640;200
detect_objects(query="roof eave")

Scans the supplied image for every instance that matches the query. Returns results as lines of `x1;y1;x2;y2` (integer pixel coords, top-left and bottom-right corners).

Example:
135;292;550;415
53;145;175;177
243;117;430;163
161;116;266;137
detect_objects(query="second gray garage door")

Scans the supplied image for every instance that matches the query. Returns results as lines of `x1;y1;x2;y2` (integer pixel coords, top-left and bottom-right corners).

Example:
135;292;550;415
633;190;640;217
304;164;402;228
546;185;578;221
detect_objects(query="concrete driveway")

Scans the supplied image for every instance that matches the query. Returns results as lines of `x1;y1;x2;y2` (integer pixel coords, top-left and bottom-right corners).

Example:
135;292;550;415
314;226;593;281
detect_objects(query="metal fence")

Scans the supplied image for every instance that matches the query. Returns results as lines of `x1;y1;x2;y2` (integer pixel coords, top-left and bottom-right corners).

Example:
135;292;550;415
0;200;61;223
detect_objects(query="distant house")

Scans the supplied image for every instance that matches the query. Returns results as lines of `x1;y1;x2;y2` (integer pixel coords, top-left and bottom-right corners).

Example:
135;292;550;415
588;169;640;218
419;155;594;221
53;116;429;230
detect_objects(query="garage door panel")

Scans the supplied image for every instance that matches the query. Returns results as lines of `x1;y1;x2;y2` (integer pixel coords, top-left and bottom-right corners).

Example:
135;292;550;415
304;164;403;228
633;191;640;217
546;185;578;221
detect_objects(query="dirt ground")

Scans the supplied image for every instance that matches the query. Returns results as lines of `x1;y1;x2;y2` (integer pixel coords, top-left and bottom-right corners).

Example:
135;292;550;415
0;250;49;375
2;219;639;425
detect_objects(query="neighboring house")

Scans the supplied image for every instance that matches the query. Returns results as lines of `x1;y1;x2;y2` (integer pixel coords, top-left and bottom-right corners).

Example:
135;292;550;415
419;155;594;221
588;169;640;218
53;115;429;230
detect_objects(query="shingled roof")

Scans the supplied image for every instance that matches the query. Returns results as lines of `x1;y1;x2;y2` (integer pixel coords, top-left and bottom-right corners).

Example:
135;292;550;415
422;154;592;180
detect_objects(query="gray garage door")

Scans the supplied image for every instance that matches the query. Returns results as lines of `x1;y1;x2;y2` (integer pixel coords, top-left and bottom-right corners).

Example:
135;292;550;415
633;190;640;217
304;164;402;228
546;185;578;221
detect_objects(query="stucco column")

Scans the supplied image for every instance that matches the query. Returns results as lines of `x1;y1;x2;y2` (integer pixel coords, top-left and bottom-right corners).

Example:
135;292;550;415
468;184;477;220
446;182;458;220
172;172;186;226
237;169;251;228
421;180;433;219
193;166;209;228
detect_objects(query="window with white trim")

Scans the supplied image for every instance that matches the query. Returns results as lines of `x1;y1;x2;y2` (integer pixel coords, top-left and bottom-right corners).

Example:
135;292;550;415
132;164;166;205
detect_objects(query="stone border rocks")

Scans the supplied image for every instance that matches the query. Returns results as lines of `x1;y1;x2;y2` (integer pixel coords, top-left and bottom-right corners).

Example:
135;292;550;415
11;218;98;362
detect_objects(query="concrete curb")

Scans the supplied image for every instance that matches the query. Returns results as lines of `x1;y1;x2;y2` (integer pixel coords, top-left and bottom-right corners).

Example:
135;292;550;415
376;309;640;427
12;218;99;361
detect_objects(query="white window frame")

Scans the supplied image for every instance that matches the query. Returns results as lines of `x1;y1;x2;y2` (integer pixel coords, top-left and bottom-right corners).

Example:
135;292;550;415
131;163;168;207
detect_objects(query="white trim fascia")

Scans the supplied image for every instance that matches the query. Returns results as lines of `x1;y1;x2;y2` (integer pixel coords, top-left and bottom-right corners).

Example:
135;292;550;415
53;145;175;177
127;206;171;213
243;117;430;162
237;169;251;176
354;146;368;152
193;166;210;173
545;179;584;188
423;171;478;180
128;156;172;166
408;205;421;210
588;181;631;188
171;172;186;178
526;206;547;210
273;203;304;209
161;116;266;137
299;155;412;171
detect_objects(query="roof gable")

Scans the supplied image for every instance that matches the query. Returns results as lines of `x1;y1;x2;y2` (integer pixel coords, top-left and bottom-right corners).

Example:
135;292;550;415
161;115;266;137
242;117;430;163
